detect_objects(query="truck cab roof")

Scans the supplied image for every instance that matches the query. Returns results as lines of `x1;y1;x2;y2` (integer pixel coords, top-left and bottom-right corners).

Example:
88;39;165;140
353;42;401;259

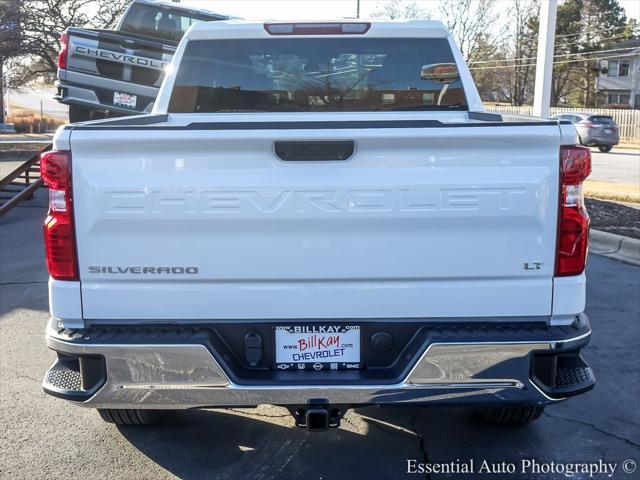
126;0;234;20
185;19;450;40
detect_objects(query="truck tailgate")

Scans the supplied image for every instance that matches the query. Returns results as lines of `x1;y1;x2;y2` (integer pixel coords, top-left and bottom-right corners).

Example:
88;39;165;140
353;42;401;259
65;28;173;89
70;122;561;321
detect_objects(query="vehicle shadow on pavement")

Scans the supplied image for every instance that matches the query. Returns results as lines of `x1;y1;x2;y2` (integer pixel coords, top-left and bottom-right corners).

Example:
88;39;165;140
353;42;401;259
115;406;429;480
0;189;50;316
115;405;552;480
0;282;49;317
114;382;640;480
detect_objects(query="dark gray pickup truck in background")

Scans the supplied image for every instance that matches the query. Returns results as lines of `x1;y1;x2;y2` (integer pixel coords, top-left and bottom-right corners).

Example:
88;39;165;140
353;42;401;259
55;0;228;122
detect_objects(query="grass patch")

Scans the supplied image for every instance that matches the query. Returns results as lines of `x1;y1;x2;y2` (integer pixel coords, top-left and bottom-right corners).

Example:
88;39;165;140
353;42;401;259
5;107;65;134
585;180;640;203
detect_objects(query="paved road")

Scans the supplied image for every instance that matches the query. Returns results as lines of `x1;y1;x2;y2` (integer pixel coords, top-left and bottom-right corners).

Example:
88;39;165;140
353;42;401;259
6;87;68;119
1;192;639;480
590;147;640;185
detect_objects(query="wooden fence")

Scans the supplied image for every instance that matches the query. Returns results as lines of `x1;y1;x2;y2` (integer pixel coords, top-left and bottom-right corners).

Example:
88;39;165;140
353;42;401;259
484;105;640;142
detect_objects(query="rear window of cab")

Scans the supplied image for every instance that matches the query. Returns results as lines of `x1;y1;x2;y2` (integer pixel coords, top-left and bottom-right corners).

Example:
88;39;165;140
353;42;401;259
588;116;615;125
168;38;467;113
120;4;219;42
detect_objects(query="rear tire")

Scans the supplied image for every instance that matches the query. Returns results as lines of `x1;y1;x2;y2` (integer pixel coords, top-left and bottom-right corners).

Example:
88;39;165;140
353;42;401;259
97;408;165;425
68;105;92;123
598;145;613;153
477;405;544;424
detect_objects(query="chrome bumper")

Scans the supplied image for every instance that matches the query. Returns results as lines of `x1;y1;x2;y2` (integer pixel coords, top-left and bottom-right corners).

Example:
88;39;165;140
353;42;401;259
44;316;592;409
54;78;152;116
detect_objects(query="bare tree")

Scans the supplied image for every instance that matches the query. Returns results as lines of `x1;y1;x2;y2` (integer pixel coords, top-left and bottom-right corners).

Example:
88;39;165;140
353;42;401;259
370;0;430;20
10;0;128;85
467;34;504;102
0;0;23;123
503;0;539;105
437;0;499;62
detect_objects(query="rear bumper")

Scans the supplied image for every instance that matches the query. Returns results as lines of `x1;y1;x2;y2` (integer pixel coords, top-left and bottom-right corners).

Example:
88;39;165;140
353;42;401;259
43;315;594;409
54;75;155;116
579;132;619;146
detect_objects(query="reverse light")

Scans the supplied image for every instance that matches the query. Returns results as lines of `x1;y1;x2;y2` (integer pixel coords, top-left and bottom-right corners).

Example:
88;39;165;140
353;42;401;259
41;150;78;280
556;146;591;277
58;32;69;69
264;22;371;35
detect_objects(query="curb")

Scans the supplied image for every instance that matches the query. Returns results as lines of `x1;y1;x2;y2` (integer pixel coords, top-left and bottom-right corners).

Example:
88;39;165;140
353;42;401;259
590;229;640;267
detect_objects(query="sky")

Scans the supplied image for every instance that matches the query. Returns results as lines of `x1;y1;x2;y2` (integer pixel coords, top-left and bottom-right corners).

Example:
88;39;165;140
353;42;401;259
179;0;640;22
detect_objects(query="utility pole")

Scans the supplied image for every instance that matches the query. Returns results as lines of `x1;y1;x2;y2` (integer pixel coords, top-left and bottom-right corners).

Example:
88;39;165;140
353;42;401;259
533;0;558;117
356;0;360;18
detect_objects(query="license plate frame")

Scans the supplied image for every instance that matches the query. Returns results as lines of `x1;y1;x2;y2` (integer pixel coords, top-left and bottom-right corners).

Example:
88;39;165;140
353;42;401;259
274;325;361;371
113;91;137;109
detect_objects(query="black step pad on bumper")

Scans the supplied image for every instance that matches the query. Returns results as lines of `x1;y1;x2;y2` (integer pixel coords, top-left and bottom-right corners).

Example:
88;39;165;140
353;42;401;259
532;351;595;398
43;354;106;401
45;361;82;392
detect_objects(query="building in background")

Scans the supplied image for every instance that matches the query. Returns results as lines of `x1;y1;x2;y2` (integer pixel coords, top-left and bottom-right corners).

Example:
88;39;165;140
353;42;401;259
595;38;640;109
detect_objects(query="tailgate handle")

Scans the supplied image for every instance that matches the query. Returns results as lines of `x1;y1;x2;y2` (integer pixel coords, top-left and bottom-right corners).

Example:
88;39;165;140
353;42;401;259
274;141;354;161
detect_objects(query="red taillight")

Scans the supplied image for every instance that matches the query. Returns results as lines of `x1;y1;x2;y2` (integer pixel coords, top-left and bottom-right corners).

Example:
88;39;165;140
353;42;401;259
40;150;70;189
58;32;69;69
556;146;591;277
561;144;592;184
264;22;370;35
41;150;78;280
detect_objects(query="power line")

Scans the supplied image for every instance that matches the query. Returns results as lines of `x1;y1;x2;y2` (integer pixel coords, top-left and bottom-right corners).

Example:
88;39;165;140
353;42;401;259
502;32;632;54
475;34;634;66
554;32;632;49
468;46;636;65
468;53;636;70
553;25;629;39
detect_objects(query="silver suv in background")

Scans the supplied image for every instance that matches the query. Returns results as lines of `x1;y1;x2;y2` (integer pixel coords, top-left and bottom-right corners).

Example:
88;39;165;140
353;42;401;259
552;113;619;152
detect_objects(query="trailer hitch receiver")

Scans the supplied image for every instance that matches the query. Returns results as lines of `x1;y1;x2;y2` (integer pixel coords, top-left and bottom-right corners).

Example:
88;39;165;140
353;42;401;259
293;398;344;431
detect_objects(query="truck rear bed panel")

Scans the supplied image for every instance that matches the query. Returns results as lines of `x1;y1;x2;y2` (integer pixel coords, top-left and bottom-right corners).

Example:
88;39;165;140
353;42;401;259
69;120;561;321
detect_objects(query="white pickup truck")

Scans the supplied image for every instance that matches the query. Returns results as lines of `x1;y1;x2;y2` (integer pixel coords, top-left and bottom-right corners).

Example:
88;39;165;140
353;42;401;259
42;19;594;431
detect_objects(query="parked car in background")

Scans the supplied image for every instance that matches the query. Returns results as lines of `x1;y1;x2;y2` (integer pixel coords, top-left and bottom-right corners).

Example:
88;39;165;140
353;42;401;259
55;0;229;122
552;113;619;152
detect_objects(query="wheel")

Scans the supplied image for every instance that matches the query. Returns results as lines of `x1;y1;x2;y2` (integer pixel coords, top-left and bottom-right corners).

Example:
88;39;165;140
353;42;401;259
68;105;92;123
477;405;544;424
598;145;612;153
97;408;165;425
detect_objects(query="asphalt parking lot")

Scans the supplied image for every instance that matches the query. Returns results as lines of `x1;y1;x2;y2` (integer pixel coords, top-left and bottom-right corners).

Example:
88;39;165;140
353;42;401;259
1;190;639;480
